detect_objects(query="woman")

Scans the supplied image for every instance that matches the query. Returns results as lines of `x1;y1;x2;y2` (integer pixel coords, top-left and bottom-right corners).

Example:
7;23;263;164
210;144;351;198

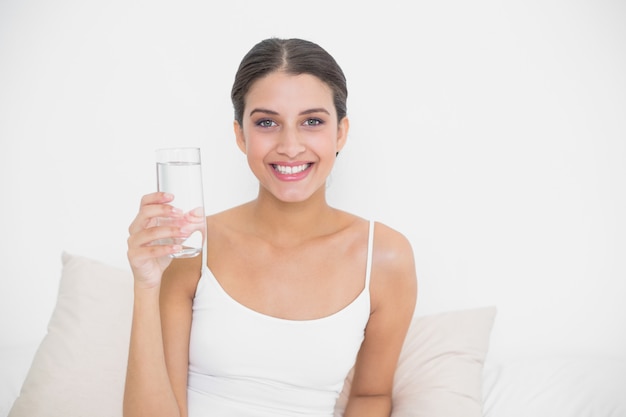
124;38;417;417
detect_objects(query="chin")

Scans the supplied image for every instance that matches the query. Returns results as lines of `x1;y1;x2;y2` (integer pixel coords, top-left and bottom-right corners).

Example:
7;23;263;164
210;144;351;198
269;187;319;204
262;181;325;204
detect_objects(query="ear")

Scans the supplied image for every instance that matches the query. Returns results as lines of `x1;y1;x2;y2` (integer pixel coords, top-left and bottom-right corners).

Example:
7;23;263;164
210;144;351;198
336;116;349;153
234;120;246;154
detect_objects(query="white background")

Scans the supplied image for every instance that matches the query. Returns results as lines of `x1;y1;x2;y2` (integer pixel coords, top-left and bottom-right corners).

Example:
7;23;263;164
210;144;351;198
1;0;625;361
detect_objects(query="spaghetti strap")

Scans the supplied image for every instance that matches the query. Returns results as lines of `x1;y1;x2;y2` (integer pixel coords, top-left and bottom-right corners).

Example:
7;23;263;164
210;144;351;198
365;220;375;289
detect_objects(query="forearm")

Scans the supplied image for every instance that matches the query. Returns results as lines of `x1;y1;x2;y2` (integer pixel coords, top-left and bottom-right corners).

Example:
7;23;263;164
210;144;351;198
123;286;181;417
343;394;392;417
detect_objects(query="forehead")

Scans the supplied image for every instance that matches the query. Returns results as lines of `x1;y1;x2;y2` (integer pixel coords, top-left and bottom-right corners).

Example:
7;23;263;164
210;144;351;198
244;72;334;114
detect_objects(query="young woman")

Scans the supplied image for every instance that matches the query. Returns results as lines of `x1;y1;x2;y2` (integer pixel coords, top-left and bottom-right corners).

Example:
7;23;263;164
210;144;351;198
124;38;417;417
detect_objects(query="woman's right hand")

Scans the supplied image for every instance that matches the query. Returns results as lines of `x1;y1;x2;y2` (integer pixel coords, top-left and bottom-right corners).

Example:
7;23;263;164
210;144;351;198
127;192;187;289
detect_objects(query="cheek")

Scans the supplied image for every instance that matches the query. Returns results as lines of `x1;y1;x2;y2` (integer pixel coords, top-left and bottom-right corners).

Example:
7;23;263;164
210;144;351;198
243;136;269;161
316;131;340;153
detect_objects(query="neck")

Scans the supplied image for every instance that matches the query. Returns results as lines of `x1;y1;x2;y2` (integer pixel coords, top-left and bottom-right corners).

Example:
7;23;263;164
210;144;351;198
248;185;337;246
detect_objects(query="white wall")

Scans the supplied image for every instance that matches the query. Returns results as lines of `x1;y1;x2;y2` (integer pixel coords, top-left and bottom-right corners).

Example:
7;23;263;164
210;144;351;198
1;0;625;361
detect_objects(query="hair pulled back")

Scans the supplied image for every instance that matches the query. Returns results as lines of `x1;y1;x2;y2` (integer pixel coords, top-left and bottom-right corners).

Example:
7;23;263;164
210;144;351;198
231;38;348;126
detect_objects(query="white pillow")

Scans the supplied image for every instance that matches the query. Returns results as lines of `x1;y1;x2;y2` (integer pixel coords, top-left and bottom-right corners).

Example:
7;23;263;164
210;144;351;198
8;252;133;417
9;253;496;417
334;306;497;417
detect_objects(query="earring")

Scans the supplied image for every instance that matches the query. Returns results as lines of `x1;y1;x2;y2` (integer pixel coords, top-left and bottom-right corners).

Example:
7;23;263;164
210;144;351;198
336;151;339;157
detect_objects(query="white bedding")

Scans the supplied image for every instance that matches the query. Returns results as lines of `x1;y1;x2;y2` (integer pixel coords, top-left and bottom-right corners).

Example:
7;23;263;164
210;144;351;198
482;355;626;417
0;343;38;417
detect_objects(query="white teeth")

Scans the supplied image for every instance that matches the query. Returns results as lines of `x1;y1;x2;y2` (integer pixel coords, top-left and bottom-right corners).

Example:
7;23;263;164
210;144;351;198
273;163;310;175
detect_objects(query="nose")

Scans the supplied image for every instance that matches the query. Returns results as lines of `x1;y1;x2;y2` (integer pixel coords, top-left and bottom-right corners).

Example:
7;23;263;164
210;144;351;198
276;126;306;158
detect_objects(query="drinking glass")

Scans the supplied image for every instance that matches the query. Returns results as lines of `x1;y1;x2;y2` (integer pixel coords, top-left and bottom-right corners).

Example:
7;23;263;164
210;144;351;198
155;147;206;258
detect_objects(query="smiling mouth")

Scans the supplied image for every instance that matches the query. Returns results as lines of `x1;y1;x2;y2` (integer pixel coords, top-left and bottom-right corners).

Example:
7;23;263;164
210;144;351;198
271;163;312;175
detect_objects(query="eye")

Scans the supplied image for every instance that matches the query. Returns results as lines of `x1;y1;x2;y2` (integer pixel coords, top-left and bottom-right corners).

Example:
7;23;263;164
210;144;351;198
303;118;323;126
256;119;277;128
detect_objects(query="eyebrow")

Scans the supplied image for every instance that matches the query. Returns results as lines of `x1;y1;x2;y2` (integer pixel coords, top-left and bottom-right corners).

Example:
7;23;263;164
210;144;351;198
249;107;331;117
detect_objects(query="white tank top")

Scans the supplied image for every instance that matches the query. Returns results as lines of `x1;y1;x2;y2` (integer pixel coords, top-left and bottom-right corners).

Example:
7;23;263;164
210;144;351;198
187;220;374;417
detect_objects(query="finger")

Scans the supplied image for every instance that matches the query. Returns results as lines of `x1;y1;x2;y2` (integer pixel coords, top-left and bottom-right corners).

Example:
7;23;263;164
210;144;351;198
139;192;175;208
129;192;175;234
184;206;206;223
128;203;183;236
128;224;189;250
127;244;181;270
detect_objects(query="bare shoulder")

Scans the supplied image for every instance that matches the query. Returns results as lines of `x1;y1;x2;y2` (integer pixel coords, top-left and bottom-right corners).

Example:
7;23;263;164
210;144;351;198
370;221;418;310
372;222;416;275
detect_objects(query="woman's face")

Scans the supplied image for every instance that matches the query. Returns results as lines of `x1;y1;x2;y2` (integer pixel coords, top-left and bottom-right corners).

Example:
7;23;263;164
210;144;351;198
235;71;348;203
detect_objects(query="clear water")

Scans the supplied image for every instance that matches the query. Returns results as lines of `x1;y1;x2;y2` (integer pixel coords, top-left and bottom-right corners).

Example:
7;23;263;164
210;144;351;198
156;161;205;258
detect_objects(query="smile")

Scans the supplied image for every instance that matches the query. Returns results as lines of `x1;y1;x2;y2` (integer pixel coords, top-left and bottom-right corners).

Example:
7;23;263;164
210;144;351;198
271;163;312;175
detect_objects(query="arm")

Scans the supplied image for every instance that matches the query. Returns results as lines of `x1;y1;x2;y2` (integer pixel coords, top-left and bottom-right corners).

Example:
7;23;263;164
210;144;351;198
159;258;201;417
123;192;202;417
124;283;181;417
343;223;418;417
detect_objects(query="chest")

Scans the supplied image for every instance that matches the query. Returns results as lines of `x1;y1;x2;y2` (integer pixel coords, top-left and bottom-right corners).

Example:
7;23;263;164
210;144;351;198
206;232;368;320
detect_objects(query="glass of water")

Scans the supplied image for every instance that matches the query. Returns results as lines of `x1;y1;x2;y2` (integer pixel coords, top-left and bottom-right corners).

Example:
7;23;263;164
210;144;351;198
155;147;206;258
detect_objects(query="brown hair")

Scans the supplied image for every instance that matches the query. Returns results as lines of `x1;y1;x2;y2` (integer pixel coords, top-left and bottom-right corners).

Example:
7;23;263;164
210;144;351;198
231;38;348;126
